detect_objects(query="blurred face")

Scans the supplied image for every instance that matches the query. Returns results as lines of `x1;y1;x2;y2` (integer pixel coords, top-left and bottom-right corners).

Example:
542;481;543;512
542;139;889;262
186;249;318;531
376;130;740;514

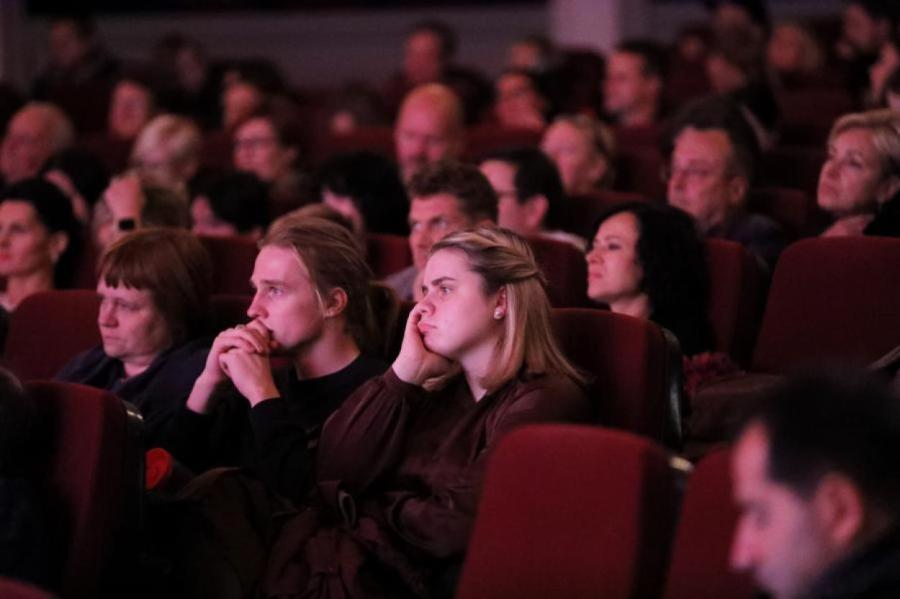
818;128;896;217
175;47;206;93
604;52;656;118
132;146;184;190
49;21;89;68
508;41;542;70
843;4;882;54
191;196;239;238
408;193;473;270
1;109;58;184
585;212;645;310
480;159;539;236
541;121;607;195
417;248;502;362
97;280;173;371
223;82;264;130
394;99;461;182
404;31;444;85
706;54;747;93
247;245;325;353
0;201;58;279
109;81;154;140
869;42;900;102
494;73;545;127
233;118;295;183
730;424;833;599
768;24;805;73
668;127;745;232
322;189;364;235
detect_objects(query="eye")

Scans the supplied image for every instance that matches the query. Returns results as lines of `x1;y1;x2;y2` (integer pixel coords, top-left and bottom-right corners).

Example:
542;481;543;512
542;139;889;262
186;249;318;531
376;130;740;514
439;285;452;296
266;286;283;297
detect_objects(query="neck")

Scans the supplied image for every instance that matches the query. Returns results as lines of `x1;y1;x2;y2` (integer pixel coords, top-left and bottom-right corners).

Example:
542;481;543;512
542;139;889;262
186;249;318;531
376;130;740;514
458;332;502;402
3;270;55;310
122;355;156;379
621;102;657;128
293;328;361;380
610;294;652;320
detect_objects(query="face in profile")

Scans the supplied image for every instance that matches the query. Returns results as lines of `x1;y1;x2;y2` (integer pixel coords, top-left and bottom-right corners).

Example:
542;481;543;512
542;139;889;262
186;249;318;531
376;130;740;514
1;110;56;184
233;117;295;184
585;211;645;309
0;200;64;279
97;280;173;370
416;247;503;361
247;245;327;353
541;120;608;195
109;81;154;141
817;128;895;217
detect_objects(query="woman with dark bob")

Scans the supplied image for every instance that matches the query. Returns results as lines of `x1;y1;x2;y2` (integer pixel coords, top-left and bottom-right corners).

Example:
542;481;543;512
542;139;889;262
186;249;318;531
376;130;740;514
55;228;212;445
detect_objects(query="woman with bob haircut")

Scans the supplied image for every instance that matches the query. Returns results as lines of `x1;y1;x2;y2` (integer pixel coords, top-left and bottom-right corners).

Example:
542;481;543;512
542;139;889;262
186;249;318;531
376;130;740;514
818;109;900;237
257;226;591;597
56;228;212;445
165;216;390;503
540;113;616;195
130;113;202;192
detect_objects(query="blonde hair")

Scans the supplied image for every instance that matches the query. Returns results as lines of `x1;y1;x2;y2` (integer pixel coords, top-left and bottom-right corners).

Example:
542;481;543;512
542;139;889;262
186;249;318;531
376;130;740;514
429;226;585;392
547;114;617;188
829;109;900;179
131;114;202;179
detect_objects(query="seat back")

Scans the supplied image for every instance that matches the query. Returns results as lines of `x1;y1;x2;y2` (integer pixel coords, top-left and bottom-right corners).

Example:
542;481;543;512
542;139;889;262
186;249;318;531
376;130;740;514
705;239;766;366
198;235;258;295
552;308;683;447
209;294;251;334
529;236;591;308
663;449;756;599
760;146;824;196
464;124;542;160
28;381;144;598
559;190;648;240
747;187;827;239
752;237;900;374
366;233;413;279
457;425;679;599
0;578;56;599
3;290;101;381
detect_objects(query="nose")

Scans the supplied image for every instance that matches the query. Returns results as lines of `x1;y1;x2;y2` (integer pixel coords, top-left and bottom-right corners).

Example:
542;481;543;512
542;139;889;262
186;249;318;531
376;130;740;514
247;290;266;320
585;245;602;266
97;302;116;328
728;520;754;573
821;157;840;181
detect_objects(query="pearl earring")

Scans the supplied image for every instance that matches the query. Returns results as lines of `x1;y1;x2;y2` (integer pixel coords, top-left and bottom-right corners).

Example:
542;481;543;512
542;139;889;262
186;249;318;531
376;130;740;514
494;309;504;319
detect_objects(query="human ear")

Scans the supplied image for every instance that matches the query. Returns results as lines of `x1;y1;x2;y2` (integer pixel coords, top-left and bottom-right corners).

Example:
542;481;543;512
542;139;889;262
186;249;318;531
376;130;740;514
48;231;69;264
875;175;900;205
727;174;749;208
813;473;866;549
525;195;549;231
323;287;348;318
493;286;508;320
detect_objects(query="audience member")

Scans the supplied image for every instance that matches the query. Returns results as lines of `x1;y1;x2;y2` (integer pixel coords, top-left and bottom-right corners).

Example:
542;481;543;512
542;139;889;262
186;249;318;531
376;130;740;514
190;171;269;239
393;84;465;183
384;160;497;301
867;37;900;108
318;151;409;236
165;217;390;502
818;109;900;237
506;34;556;72
666;97;786;270
151;34;223;130
42;147;110;224
541;114;615;195
707;0;770;39
480;147;585;249
56;229;211;446
324;82;389;135
0;103;74;186
261;227;590;596
107;73;158;142
731;372;900;598
492;68;549;131
766;21;826;87
603;40;667;128
836;0;896;103
130;114;202;192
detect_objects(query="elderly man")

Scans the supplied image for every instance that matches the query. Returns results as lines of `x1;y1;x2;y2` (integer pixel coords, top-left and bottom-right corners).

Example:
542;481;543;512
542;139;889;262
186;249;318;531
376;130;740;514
603;40;666;128
393;83;465;183
1;102;74;185
385;160;497;300
730;372;900;598
666;98;785;270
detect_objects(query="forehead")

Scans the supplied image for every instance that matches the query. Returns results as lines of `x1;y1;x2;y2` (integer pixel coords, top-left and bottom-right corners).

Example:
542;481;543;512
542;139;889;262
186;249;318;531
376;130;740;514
609;51;645;74
115;81;151;99
236;118;274;138
423;247;476;281
673;127;733;161
733;423;772;496
0;200;39;222
96;280;154;303
498;73;533;92
832;127;877;152
544;121;590;148
252;244;311;283
410;193;466;221
407;30;442;52
397;100;452;135
596;211;640;239
10;109;50;135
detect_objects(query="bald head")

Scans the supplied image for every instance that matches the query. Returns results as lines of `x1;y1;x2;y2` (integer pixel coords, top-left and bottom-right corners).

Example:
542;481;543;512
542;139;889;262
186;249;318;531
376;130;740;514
394;83;464;182
1;102;75;184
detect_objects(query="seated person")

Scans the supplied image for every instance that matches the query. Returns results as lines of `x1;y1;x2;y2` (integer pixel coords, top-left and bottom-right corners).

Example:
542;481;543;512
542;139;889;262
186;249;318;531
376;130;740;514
165;216;389;502
586;201;738;396
492;68;550;131
541;114;616;195
384;160;497;301
0;102;74;186
190;170;269;239
818;109;900;237
130;114;202;193
0;178;81;324
506;34;555;72
666;97;786;271
393;83;465;183
318;151;409;237
766;21;825;88
480;147;586;250
603;39;667;129
107;73;158;142
55;228;211;446
0;367;53;588
731;372;900;598
261;227;591;596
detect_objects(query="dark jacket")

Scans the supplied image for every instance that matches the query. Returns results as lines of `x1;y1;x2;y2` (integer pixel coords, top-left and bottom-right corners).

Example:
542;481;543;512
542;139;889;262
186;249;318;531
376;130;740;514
803;527;900;599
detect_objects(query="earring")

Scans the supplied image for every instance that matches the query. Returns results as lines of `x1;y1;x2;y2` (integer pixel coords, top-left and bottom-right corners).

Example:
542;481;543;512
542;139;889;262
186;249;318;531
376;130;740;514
494;309;504;320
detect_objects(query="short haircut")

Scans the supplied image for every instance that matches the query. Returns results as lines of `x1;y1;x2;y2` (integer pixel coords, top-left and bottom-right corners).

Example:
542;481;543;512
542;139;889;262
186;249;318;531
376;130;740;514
616;39;668;79
196;170;269;233
0;177;82;288
829;109;900;178
318;151;409;235
590;201;713;355
98;228;212;344
409;20;458;60
666;96;760;183
130;114;202;173
746;371;900;518
406;160;498;223
482;147;565;229
0;367;38;477
13;102;75;153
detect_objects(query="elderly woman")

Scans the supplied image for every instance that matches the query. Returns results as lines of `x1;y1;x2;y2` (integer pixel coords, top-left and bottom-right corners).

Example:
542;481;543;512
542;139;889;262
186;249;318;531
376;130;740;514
540;114;615;195
130;114;202;192
55;228;211;445
818;109;900;237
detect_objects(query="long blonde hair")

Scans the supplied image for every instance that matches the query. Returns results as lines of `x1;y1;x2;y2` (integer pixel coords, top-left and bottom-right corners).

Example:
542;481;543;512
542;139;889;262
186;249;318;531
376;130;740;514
429;227;585;392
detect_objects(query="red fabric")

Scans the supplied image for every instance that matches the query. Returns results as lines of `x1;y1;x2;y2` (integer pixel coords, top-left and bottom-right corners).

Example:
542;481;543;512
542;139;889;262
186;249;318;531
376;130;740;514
209;293;251;333
614;145;667;200
528;236;591;308
747;187;827;239
463;124;542;160
313;127;395;166
366;233;412;279
201;130;234;170
551;308;678;443
560;190;648;239
705;239;766;366
760;146;825;196
663;449;756;599
752;237;900;374
145;447;173;491
27;381;132;598
457;425;678;599
3;290;101;381
198;235;258;295
78;133;133;174
0;577;56;599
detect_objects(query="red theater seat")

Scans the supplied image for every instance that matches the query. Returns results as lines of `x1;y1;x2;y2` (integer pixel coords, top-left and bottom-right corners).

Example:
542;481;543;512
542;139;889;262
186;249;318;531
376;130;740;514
559;189;648;239
457;425;680;599
198;235;258;295
663;449;756;599
366;233;413;279
615;145;667;200
747;187;826;239
528;236;590;308
0;578;56;599
464;124;542;160
760;146;824;196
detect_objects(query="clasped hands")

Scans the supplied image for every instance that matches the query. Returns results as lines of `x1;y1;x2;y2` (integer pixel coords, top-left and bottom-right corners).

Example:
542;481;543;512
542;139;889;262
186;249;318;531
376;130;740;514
203;319;280;406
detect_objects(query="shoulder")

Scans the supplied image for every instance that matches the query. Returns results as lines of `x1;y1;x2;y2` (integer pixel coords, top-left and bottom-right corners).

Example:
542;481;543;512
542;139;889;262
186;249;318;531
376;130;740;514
54;345;110;382
383;266;418;301
503;372;590;414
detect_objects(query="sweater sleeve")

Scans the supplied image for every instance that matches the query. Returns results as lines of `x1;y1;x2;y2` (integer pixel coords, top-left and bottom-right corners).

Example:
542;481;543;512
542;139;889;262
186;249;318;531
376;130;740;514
247;397;316;503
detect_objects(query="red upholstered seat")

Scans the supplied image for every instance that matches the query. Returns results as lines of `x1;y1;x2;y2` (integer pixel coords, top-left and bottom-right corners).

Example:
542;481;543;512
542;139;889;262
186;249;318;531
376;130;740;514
463;124;542;160
3;290;101;381
0;578;56;599
528;236;590;308
752;237;900;374
705;239;766;366
313;126;395;165
28;381;144;598
552;308;683;446
747;187;827;239
560;189;648;240
457;425;680;599
663;449;756;599
198;234;258;295
759;146;825;196
615;145;667;200
366;233;413;279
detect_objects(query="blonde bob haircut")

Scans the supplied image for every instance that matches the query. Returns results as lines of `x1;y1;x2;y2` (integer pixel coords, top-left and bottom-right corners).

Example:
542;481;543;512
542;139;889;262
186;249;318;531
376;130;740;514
829;109;900;184
130;114;202;181
429;226;585;392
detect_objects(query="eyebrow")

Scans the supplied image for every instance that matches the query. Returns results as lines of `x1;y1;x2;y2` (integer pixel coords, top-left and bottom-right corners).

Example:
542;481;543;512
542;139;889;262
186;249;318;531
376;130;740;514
427;276;457;287
252;278;289;288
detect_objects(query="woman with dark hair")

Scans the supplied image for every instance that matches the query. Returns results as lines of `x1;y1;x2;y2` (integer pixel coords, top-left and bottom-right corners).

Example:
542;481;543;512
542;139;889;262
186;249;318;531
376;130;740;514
319;151;409;236
191;170;270;239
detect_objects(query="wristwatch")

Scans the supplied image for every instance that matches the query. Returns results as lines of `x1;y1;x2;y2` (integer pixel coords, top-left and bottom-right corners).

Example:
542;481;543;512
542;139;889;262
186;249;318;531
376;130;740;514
117;218;136;231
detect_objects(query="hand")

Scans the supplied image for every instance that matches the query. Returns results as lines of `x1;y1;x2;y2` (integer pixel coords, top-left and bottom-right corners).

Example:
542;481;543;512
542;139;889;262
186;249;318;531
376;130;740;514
219;348;280;406
391;306;454;387
103;172;145;224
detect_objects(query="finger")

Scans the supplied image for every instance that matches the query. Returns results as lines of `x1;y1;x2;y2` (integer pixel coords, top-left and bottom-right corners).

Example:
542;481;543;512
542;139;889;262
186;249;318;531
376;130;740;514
214;332;259;355
219;328;268;354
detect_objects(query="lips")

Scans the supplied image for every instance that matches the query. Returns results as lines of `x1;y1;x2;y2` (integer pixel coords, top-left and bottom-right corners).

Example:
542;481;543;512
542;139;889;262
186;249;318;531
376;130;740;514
417;321;436;334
